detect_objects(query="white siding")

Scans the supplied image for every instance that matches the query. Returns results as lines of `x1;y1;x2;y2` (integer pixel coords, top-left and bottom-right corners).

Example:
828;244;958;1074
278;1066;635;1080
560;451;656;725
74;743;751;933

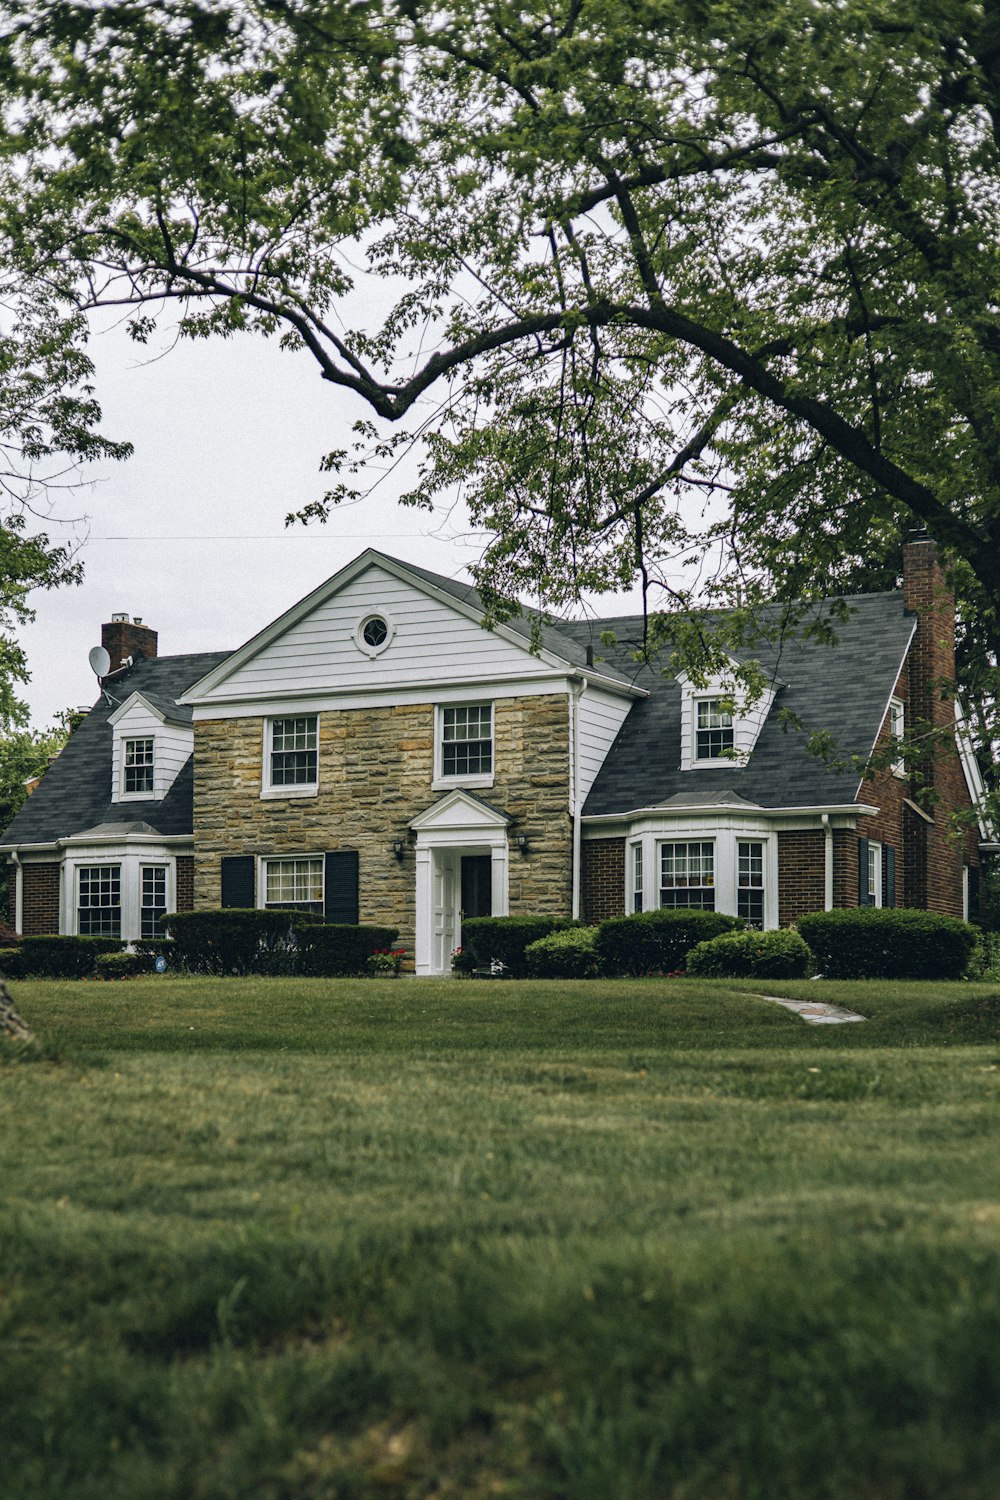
578;686;632;805
193;566;557;703
111;703;193;803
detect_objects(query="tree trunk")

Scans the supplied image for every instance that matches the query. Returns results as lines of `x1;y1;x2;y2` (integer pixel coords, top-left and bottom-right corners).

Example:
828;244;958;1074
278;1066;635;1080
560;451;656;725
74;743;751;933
0;974;31;1041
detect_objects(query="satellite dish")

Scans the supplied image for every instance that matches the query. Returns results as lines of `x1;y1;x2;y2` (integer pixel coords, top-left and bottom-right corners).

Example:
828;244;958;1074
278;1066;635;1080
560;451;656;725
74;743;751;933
89;645;111;678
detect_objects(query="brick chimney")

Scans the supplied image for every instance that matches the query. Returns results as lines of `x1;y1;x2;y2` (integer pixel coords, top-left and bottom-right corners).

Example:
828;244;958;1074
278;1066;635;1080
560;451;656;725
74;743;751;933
902;536;955;738
101;613;158;672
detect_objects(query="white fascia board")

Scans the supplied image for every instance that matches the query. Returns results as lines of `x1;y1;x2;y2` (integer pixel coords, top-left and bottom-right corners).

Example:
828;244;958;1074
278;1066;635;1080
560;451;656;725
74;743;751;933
180;549;642;707
0;833;193;855
108;690;169;727
854;617;917;802
582;801;878;830
954;700;993;839
189;670;641;721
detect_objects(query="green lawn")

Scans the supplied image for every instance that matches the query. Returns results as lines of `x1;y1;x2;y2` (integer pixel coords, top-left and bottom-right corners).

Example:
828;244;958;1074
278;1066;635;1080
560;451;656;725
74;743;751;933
3;975;1000;1500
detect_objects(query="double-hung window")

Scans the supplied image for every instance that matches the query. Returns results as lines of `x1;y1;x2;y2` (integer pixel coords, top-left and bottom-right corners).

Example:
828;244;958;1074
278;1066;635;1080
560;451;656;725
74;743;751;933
695;700;734;761
264;856;324;915
268;716;318;790
867;840;883;907
660;841;715;910
440;704;493;780
123;737;154;795
78;864;122;937
140;865;168;939
737;841;765;928
631;842;644;913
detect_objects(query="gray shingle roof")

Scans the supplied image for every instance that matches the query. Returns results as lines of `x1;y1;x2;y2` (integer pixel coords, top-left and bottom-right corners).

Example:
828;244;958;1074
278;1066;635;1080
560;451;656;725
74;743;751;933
0;652;229;848
558;592;915;815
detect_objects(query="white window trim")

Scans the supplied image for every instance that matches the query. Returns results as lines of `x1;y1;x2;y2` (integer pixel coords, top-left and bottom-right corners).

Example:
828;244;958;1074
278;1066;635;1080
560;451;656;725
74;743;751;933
119;736;156;802
139;861;171;940
622;822;778;929
867;840;884;908
693;697;735;765
353;610;396;658
888;697;905;777
261;715;319;799
256;853;326;912
629;839;644;913
62;850;176;943
432;701;495;791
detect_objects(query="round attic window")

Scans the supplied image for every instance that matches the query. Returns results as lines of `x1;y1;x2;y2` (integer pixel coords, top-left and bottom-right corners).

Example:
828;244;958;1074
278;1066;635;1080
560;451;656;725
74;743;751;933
355;612;395;657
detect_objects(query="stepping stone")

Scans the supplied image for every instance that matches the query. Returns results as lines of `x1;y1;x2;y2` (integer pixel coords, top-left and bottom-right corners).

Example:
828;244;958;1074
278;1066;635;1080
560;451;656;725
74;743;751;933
757;994;866;1025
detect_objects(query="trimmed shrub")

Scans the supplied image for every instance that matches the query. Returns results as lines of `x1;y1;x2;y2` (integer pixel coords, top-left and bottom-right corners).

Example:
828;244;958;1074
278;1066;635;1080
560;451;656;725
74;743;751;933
294;923;400;977
526;926;602;979
160;909;300;975
131;936;170;960
595;909;746;977
686;928;812;979
797;907;979;980
94;951;155;980
460;916;575;977
17;935;122;978
0;946;24;978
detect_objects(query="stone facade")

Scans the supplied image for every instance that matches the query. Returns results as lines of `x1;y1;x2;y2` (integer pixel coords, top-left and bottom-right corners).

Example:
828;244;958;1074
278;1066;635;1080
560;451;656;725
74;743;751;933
193;693;572;959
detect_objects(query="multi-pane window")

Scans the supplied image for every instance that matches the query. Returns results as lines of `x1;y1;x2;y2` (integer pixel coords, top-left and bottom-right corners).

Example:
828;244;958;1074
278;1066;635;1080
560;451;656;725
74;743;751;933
270;717;318;787
660;842;715;910
264;857;324;915
123;737;154;795
140;865;168;939
867;841;882;907
441;704;493;778
78;864;121;937
632;842;644;913
889;697;905;775
737;841;765;928
695;700;734;760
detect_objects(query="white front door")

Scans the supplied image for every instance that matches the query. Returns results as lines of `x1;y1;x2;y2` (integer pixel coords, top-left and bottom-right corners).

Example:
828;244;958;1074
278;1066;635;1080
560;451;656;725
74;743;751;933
432;850;458;975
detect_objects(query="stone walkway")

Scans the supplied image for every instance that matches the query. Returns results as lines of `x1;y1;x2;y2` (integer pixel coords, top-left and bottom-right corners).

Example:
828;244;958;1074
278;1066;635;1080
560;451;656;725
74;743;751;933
757;993;867;1026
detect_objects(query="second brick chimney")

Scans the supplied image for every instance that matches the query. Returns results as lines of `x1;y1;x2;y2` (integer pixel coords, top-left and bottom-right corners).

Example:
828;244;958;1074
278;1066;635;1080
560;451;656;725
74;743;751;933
102;614;158;672
901;535;955;739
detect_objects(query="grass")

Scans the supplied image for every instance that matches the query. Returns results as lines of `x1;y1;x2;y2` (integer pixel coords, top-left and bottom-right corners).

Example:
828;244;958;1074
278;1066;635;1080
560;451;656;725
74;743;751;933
2;974;1000;1499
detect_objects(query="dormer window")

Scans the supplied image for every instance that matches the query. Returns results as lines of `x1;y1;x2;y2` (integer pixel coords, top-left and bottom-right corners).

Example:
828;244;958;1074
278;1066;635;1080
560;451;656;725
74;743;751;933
696;700;734;761
677;670;779;771
122;737;154;796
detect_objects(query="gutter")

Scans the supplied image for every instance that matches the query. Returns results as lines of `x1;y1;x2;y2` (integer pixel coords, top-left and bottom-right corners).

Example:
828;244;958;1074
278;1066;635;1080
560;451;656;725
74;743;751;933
821;813;834;910
569;681;584;919
0;833;195;854
10;850;21;935
582;802;880;825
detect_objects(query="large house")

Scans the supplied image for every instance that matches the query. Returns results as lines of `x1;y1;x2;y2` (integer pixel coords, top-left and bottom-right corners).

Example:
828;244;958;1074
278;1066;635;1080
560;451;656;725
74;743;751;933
1;538;991;973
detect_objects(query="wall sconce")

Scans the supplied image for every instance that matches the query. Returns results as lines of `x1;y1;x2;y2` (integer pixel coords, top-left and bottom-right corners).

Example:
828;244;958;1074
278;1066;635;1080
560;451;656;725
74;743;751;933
392;838;405;861
516;832;529;857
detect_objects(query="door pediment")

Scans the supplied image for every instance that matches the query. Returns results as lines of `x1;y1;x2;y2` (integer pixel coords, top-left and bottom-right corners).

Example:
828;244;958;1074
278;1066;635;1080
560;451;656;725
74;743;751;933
409;789;512;834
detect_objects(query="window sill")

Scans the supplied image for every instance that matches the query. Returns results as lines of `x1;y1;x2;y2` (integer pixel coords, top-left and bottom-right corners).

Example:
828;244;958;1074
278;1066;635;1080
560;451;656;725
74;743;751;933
115;790;160;803
431;774;495;792
260;785;319;800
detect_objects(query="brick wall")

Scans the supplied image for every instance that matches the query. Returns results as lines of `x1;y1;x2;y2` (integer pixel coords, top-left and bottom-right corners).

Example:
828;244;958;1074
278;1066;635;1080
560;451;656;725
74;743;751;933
832;829;859;909
175;855;194;912
193;694;573;959
777;831;825;925
21;862;60;935
582;838;625;922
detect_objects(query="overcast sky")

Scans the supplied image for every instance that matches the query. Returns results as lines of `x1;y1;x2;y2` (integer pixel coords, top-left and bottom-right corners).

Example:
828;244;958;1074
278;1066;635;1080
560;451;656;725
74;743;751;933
12;314;512;725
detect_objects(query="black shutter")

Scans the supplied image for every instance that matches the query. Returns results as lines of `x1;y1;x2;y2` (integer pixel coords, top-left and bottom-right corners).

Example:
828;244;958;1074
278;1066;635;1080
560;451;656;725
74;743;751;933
325;850;359;924
221;855;255;909
884;846;896;908
858;838;873;906
969;866;980;922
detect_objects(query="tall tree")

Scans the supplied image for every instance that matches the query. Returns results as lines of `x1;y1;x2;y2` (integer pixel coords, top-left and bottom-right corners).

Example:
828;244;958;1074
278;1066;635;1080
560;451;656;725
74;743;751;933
3;0;999;677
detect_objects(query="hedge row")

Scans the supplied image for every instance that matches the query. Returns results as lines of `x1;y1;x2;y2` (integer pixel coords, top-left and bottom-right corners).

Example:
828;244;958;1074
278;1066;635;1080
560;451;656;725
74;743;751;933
796;907;977;980
160;910;400;976
463;907;979;980
0;915;402;979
